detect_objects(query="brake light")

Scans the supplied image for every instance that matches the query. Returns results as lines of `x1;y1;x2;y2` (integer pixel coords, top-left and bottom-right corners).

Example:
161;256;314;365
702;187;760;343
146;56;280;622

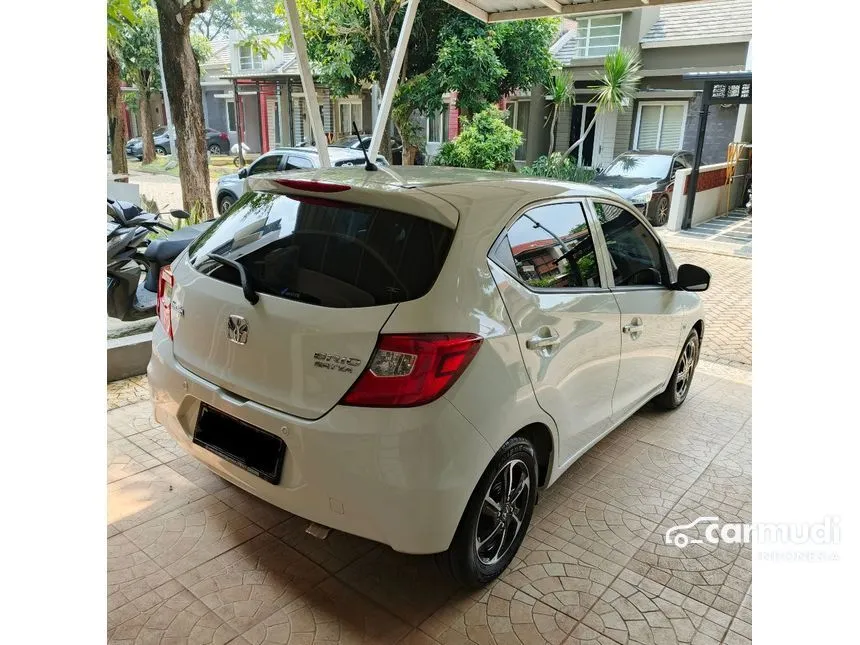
341;333;483;407
274;178;351;193
157;266;174;339
220;132;229;140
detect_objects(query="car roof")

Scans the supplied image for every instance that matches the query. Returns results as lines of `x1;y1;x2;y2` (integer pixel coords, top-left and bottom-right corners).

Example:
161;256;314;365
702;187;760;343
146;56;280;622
247;166;625;229
269;146;370;161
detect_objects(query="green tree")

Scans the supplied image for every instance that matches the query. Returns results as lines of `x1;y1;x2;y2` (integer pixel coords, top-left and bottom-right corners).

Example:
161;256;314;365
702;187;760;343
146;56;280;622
194;0;284;39
119;1;161;163
108;0;138;175
544;73;573;156
153;0;215;218
267;0;557;162
433;106;521;171
562;48;641;160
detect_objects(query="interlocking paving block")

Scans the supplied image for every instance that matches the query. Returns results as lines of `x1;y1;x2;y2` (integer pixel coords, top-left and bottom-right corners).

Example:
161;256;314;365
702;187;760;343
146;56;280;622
108;438;160;484
108;400;162;438
108;464;207;534
108;376;151;411
124;496;263;577
237;577;411;644
108;580;237;645
337;547;461;627
127;424;186;464
214;484;293;530
420;580;577;645
269;515;376;574
177;532;329;633
580;568;734;645
168;455;231;494
107;534;171;613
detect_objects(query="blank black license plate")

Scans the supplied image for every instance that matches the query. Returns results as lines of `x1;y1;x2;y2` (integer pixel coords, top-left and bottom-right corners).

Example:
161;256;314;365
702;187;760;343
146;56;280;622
193;405;286;484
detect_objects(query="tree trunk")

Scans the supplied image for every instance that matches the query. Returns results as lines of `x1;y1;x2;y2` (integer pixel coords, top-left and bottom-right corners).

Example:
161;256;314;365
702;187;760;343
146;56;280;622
402;145;417;165
369;2;393;161
154;0;213;219
139;89;157;164
107;49;128;175
548;108;557;156
561;115;597;161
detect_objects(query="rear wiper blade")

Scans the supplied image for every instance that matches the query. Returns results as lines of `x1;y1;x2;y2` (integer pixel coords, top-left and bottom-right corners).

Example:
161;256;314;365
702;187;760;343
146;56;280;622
207;254;260;305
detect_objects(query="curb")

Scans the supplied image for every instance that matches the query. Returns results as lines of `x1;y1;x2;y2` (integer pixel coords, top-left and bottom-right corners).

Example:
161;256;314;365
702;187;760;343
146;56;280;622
107;332;152;382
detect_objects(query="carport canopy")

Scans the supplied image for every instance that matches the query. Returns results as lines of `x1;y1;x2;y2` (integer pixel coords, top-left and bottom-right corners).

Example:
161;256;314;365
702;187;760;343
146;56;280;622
280;0;701;166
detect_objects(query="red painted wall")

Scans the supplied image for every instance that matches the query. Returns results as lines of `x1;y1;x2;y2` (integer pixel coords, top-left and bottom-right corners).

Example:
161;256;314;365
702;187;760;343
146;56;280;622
447;92;459;139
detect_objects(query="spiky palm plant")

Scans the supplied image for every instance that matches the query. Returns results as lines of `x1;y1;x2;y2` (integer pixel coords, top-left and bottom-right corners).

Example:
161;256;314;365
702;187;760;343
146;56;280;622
545;74;574;156
562;47;642;160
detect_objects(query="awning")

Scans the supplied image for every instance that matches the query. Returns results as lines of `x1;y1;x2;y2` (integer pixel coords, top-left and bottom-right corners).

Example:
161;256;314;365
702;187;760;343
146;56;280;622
442;0;695;23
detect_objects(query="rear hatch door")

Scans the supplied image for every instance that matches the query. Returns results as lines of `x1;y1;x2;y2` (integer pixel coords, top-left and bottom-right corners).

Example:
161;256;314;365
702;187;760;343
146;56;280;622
170;190;455;420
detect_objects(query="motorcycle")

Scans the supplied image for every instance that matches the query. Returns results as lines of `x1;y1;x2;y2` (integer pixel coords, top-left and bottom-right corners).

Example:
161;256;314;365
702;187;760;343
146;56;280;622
107;198;212;321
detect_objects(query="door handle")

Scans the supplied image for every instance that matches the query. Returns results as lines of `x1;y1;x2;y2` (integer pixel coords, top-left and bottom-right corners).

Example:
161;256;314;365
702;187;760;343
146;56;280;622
622;317;645;339
526;330;560;350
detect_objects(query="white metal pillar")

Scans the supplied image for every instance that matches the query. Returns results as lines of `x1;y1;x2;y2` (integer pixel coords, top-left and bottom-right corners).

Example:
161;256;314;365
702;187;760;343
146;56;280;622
368;0;420;162
282;0;330;167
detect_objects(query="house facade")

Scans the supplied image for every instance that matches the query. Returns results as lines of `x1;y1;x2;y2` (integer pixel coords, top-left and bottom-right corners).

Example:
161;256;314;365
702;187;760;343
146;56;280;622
540;0;752;168
200;32;373;154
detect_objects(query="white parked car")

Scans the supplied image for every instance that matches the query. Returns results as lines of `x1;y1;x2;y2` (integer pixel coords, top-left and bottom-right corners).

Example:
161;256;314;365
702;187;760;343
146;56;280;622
149;167;709;586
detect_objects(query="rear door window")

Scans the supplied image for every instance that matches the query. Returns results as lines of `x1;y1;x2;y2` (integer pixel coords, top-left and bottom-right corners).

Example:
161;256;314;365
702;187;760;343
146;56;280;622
187;192;455;308
286;155;314;169
248;154;283;175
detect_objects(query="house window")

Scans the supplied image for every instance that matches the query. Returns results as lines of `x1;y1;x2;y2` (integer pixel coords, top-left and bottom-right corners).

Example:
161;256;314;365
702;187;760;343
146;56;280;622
226;100;237;131
634;102;687;150
573;15;622;58
337;101;363;135
427;105;450;143
504;100;530;161
238;46;263;71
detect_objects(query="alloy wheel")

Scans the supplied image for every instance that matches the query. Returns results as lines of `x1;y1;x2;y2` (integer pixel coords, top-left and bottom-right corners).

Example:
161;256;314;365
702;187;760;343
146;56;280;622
656;197;670;226
675;336;698;399
475;459;530;565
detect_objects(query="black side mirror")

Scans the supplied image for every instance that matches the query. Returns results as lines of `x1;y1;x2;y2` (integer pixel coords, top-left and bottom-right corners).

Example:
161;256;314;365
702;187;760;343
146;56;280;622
238;167;248;179
170;209;190;219
675;264;710;291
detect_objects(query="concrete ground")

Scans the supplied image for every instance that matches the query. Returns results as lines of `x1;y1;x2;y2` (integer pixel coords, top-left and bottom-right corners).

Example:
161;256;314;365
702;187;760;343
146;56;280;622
108;359;751;645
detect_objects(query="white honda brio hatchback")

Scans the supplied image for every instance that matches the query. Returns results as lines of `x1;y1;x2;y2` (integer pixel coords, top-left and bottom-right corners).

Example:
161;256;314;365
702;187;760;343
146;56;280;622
148;166;709;586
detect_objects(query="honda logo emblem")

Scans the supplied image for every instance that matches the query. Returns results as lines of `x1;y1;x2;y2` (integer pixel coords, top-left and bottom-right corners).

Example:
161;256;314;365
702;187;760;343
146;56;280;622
226;315;248;345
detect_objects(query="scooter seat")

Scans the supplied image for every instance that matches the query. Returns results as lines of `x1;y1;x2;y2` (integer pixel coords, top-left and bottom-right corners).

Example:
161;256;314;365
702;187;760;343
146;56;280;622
144;223;211;264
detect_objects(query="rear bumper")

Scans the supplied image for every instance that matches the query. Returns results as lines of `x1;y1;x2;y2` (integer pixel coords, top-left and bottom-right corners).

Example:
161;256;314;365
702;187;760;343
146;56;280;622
147;323;494;554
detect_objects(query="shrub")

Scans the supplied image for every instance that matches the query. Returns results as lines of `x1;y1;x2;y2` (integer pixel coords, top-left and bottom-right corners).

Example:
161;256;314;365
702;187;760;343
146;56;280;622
433;106;522;171
521;153;596;183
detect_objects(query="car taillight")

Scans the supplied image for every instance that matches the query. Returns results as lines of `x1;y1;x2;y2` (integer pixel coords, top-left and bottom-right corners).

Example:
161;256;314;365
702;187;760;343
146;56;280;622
220;132;229;140
341;333;483;407
157;266;174;339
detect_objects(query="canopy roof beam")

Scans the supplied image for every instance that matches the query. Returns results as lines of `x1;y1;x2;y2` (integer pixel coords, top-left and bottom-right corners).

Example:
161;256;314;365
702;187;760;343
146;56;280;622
282;0;330;167
368;0;421;162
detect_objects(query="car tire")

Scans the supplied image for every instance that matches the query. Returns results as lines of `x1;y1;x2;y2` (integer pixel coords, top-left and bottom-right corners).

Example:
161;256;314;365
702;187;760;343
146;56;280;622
208;143;222;155
218;195;235;215
654;328;700;410
439;436;538;588
650;195;671;227
155;146;167;156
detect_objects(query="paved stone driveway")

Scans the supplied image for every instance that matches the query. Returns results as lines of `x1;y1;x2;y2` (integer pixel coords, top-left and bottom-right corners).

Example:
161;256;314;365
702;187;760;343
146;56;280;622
107;362;751;645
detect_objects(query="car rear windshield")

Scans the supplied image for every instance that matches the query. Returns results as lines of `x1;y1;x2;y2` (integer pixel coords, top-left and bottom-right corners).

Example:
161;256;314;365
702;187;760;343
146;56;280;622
186;191;454;308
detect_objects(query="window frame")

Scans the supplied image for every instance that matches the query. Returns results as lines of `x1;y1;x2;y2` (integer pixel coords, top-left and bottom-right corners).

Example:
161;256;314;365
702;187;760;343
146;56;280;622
489;198;610;294
426;104;450;144
572;14;623;59
633;101;689;151
586;198;673;291
247;152;285;176
238;45;263;71
504;100;531;161
336;99;363;136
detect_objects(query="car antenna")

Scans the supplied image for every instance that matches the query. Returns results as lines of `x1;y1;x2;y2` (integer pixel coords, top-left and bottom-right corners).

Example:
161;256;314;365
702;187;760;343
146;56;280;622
352;121;378;171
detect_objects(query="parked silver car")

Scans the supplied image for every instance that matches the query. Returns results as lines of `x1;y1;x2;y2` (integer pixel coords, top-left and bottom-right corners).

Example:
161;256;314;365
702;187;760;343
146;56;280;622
215;146;387;214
